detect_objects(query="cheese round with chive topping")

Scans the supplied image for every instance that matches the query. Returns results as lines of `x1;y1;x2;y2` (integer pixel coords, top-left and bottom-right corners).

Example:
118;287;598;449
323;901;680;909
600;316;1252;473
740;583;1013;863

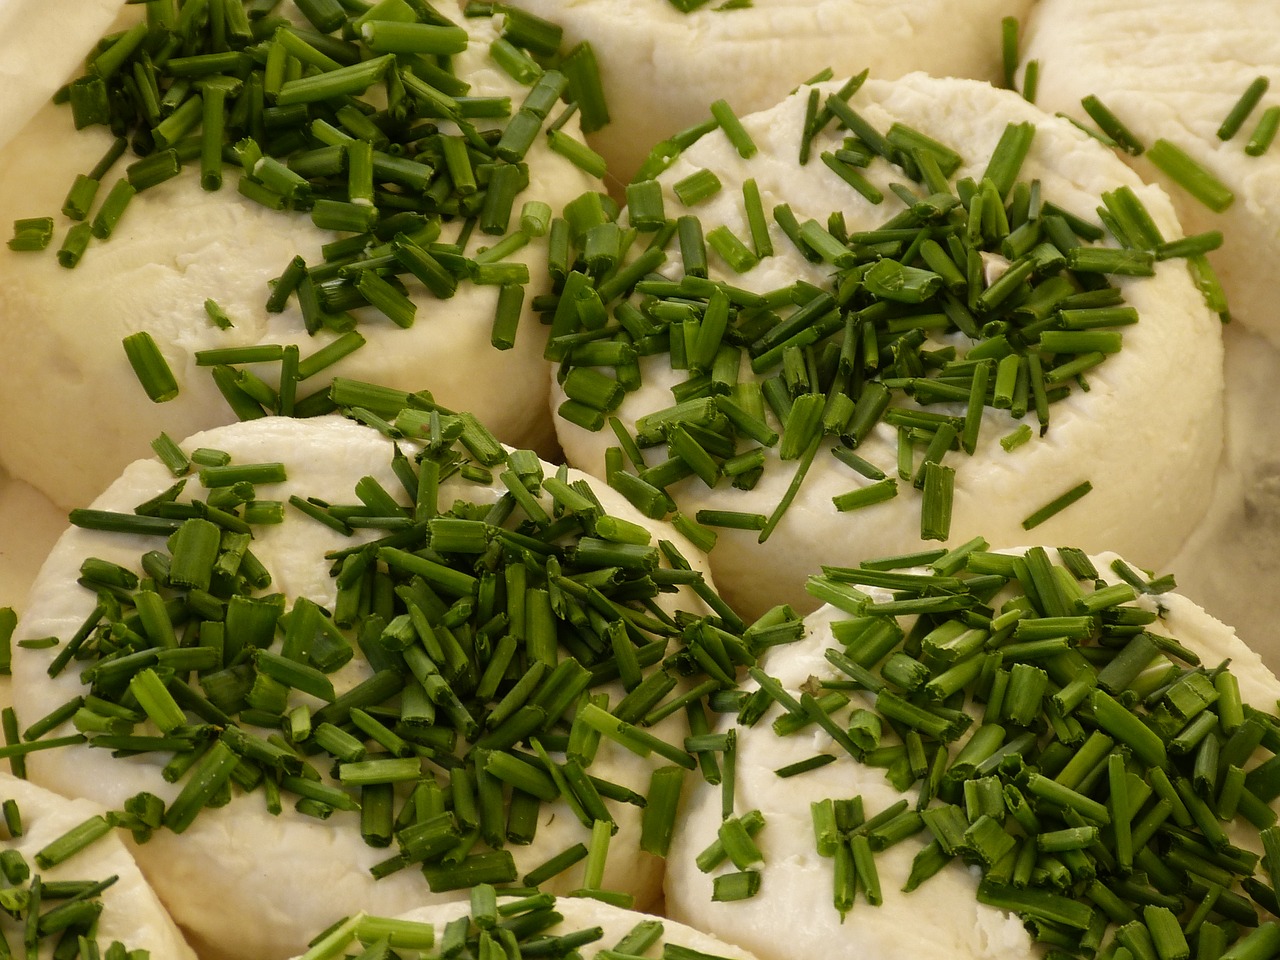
664;549;1280;960
287;894;763;960
0;6;598;511
551;73;1225;622
10;414;716;960
1021;0;1280;347
0;771;197;960
498;0;1036;182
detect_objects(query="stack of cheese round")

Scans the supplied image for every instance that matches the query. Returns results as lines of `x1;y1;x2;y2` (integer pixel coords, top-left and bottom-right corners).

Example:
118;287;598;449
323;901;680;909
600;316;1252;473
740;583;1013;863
551;72;1225;622
0;4;598;510
664;549;1280;960
10;414;719;960
499;0;1035;182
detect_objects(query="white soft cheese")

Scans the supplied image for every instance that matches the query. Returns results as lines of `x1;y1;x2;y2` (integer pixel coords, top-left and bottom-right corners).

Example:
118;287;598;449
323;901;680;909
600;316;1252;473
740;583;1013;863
664;549;1280;960
0;0;125;152
552;73;1226;623
498;0;1034;183
0;771;197;959
10;415;715;960
1022;0;1280;347
288;894;763;960
0;8;597;511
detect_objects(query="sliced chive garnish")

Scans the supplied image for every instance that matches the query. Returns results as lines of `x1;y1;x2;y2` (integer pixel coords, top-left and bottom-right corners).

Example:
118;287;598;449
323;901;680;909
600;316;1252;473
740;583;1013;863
1022;480;1093;530
1146;138;1235;212
121;332;179;403
1080;94;1144;155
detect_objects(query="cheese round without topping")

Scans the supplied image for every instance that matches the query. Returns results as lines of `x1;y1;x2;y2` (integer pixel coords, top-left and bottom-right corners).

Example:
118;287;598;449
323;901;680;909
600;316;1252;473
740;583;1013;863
288;895;762;960
0;771;196;959
498;0;1034;183
551;73;1225;622
1021;0;1280;347
664;550;1280;960
0;7;597;510
10;415;716;960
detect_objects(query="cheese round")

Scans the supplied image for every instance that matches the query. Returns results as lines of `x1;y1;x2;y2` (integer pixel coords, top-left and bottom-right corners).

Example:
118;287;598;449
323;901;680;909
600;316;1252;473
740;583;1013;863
498;0;1035;182
0;771;196;959
1021;0;1280;347
287;894;763;960
664;550;1280;960
0;8;598;510
10;414;716;960
551;73;1225;623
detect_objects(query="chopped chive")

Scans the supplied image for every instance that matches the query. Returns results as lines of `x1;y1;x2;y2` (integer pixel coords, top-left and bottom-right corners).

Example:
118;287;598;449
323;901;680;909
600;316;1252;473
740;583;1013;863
1246;106;1280;156
920;462;954;541
1022;480;1092;530
1147;138;1235;212
1218;77;1269;140
122;332;179;402
1081;94;1144;155
34;815;113;869
673;169;722;206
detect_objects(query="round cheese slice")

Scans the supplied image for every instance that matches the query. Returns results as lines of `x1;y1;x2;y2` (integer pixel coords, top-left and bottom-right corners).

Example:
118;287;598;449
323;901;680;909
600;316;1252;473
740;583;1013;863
1021;0;1280;347
664;548;1280;960
551;73;1225;623
0;771;196;959
287;894;763;960
10;414;718;960
0;6;598;510
498;0;1035;182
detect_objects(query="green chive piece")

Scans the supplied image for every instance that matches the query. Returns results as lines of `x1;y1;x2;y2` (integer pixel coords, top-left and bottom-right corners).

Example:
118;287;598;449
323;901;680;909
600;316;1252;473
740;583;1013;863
122;332;179;402
1147;139;1235;212
1246;106;1280;156
1022;480;1093;530
1081;94;1144;155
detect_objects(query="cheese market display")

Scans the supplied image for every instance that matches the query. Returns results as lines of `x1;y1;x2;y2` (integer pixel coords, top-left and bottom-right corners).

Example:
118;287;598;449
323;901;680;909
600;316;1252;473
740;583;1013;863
1;2;1279;960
